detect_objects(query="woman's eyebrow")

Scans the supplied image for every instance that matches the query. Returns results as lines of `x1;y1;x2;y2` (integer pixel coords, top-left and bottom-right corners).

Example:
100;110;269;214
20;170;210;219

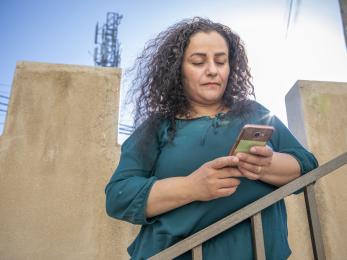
189;53;206;58
189;52;227;58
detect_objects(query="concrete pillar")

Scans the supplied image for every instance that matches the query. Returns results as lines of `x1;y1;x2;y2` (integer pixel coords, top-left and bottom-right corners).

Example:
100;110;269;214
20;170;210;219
285;80;347;260
0;62;137;259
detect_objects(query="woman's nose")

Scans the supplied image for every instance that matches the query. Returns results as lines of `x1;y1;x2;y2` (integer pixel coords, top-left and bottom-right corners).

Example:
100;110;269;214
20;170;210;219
206;62;218;75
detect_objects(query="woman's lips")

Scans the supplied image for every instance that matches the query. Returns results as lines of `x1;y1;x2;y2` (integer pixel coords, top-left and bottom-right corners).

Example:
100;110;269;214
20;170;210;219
202;82;220;87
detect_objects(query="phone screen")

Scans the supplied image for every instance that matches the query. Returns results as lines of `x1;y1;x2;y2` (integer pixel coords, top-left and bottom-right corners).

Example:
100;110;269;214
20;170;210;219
233;140;267;154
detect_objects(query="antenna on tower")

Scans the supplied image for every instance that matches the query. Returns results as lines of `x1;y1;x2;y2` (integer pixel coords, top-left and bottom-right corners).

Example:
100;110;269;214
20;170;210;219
94;12;123;67
94;22;99;44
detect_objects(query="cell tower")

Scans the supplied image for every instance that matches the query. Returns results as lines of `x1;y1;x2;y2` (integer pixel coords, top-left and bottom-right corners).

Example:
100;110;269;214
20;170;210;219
94;12;123;67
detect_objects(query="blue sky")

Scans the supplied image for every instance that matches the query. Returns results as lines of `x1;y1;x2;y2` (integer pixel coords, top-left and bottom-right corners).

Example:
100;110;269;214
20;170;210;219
1;0;346;142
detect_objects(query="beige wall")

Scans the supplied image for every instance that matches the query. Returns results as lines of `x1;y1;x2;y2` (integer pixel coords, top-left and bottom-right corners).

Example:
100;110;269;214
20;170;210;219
0;62;137;260
285;80;347;260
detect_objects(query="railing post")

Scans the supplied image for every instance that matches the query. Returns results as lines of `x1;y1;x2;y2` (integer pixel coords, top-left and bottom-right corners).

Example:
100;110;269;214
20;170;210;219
304;183;326;260
251;212;266;260
192;245;203;260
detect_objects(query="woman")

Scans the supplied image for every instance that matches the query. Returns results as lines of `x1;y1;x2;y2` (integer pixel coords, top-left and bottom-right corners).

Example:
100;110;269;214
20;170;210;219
105;17;318;259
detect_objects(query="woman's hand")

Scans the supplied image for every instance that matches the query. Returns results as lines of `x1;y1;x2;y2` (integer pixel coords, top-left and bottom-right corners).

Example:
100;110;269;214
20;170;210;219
146;156;242;217
236;146;273;181
236;146;301;186
187;156;243;201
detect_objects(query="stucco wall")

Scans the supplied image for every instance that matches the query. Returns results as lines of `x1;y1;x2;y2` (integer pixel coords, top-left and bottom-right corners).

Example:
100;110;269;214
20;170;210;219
285;80;347;260
0;62;137;260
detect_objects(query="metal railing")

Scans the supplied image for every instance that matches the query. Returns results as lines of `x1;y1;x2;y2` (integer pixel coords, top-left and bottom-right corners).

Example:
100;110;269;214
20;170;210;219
149;151;347;260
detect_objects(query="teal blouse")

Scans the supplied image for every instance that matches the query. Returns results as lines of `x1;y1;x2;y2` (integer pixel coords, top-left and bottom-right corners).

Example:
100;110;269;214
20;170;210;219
105;102;318;260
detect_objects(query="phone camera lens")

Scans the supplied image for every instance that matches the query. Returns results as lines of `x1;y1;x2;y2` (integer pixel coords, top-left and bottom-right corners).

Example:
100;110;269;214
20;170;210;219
254;132;261;138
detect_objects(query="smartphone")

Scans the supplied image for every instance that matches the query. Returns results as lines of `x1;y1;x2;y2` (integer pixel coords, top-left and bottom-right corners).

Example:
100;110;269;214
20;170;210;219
229;124;274;155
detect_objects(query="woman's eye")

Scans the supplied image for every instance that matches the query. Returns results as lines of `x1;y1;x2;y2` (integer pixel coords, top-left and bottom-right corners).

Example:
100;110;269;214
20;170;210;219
192;62;204;66
216;61;226;65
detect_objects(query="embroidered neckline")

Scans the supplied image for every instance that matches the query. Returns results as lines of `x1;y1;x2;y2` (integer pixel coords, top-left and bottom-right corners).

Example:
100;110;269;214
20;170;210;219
175;111;230;121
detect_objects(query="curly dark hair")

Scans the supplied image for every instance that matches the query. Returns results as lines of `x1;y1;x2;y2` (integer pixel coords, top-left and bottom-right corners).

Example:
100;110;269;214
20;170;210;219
126;17;255;142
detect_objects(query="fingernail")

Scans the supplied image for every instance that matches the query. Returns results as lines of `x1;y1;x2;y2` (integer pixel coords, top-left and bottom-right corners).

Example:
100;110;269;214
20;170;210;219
251;147;256;153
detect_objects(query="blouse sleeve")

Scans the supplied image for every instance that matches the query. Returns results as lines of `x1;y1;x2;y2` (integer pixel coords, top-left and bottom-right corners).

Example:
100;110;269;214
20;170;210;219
268;116;318;177
105;125;160;225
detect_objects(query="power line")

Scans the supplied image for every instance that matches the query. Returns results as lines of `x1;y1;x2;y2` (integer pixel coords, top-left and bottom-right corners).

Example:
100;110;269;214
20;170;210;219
0;109;7;113
119;123;134;129
119;122;134;136
0;95;9;99
119;131;132;136
0;102;8;106
119;126;133;131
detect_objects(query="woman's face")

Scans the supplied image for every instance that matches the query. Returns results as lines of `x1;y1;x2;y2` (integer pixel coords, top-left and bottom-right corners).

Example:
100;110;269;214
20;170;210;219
181;31;230;108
